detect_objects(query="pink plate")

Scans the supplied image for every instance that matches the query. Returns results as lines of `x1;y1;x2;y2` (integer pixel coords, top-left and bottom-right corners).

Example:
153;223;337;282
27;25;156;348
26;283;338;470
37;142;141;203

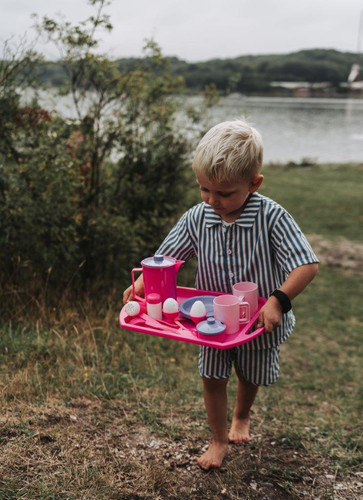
119;286;266;350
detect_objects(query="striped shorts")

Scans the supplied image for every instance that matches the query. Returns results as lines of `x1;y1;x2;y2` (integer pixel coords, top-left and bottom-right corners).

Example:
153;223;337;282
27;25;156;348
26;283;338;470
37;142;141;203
198;345;280;386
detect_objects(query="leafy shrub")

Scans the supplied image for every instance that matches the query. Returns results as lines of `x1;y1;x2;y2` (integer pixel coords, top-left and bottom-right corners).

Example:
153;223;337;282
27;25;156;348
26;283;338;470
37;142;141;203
0;0;204;304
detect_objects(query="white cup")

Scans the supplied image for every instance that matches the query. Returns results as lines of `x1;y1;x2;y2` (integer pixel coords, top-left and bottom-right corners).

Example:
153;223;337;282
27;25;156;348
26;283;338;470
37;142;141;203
232;282;258;317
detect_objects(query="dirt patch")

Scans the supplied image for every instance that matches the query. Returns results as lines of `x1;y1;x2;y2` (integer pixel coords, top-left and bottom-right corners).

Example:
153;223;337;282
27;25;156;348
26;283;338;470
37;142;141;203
307;234;363;277
0;398;361;499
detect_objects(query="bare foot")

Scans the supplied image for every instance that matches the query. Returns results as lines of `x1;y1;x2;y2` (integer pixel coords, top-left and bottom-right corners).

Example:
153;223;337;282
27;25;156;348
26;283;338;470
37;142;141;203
228;413;251;443
197;440;228;471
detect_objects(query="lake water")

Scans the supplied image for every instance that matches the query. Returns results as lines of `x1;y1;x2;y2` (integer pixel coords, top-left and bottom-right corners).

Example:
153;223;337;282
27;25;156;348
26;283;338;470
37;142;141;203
27;89;363;164
205;95;363;164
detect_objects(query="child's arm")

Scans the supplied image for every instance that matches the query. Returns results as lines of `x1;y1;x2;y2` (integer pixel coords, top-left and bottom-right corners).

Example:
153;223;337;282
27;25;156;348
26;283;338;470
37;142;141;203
257;263;318;333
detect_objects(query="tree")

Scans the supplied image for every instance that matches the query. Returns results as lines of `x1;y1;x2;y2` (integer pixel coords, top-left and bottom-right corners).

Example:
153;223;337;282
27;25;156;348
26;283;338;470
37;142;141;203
0;37;42;162
0;0;205;295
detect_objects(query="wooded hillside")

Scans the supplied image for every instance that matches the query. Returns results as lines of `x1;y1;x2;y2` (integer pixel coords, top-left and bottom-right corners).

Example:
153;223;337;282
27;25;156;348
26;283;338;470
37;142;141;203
36;49;357;93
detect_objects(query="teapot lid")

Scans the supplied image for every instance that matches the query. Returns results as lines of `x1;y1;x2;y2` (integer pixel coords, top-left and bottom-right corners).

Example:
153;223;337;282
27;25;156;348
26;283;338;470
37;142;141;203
141;255;175;268
196;317;226;335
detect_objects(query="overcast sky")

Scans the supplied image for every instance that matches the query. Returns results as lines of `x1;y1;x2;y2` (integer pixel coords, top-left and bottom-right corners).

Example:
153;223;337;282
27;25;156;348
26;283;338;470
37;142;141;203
1;0;363;61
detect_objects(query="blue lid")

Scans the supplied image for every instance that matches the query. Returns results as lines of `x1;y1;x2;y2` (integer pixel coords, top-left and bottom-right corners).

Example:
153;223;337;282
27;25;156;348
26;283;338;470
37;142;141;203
196;317;226;336
141;255;175;268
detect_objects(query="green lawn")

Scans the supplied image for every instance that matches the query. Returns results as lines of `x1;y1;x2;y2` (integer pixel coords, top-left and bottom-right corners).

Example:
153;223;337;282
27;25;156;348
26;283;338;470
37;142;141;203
261;162;363;242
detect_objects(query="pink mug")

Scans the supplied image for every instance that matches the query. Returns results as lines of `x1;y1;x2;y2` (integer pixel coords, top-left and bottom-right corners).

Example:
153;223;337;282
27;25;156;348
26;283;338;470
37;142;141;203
213;295;249;335
232;282;258;317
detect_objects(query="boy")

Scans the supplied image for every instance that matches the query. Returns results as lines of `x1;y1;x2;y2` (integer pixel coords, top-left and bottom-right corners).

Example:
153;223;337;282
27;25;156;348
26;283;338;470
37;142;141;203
123;120;319;470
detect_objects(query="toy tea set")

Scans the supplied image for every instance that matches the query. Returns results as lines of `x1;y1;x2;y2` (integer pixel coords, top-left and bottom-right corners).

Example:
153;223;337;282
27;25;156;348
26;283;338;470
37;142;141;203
119;255;267;349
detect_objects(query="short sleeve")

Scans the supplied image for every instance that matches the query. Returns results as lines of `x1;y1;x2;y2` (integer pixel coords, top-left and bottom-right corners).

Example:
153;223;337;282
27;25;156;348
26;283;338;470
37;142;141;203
270;213;319;273
155;210;196;262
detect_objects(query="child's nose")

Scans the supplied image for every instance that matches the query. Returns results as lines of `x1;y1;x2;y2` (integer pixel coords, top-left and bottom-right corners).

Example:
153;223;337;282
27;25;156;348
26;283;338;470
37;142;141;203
209;194;219;206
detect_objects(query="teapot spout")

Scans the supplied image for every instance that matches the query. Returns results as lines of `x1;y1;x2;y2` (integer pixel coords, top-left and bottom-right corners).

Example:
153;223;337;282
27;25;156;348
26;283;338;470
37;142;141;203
175;259;185;273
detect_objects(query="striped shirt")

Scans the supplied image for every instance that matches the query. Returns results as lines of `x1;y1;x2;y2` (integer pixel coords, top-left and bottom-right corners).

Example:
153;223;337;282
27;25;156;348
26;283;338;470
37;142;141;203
156;193;319;349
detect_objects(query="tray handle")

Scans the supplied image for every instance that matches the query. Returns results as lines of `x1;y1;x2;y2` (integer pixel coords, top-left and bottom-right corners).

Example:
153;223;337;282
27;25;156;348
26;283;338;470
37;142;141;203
246;325;265;336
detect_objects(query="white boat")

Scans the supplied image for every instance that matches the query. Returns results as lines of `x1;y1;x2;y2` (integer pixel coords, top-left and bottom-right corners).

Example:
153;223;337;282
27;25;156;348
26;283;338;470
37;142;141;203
348;63;361;83
346;10;363;87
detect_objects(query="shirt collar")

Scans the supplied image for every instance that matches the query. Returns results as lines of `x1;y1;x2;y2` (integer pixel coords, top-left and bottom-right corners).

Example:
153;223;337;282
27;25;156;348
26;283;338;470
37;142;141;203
204;193;262;229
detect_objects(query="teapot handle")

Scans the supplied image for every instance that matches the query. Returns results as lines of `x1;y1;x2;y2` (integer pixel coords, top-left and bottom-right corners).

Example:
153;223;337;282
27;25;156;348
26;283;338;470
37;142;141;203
131;267;144;301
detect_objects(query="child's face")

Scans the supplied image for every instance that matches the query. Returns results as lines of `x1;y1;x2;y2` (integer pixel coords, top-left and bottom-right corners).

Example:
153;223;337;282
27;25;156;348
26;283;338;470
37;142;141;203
196;172;263;222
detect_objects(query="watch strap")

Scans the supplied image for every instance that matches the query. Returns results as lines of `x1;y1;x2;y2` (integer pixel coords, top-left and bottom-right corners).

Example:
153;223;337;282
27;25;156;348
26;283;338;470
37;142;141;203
270;289;292;313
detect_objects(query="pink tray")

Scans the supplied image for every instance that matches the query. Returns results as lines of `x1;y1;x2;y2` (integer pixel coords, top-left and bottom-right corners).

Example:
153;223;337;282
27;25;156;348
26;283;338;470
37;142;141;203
119;286;267;350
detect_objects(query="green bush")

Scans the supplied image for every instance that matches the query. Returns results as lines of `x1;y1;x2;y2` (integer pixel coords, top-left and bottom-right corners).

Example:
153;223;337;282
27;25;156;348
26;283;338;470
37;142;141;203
0;0;205;302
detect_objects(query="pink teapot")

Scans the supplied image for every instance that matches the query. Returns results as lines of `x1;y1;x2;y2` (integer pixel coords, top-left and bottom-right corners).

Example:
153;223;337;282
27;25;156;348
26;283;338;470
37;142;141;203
131;255;185;302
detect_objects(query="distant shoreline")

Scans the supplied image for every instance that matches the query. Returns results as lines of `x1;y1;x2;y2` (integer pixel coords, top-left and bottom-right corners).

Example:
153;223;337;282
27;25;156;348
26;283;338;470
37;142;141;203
30;48;361;96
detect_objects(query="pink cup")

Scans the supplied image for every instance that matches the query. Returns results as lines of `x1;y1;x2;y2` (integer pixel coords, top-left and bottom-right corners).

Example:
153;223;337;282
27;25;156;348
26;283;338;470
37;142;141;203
213;295;245;335
232;282;258;317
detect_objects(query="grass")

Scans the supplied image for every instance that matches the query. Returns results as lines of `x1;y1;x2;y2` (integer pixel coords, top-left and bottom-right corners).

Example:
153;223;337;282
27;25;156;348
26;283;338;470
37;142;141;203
0;163;362;499
261;162;363;242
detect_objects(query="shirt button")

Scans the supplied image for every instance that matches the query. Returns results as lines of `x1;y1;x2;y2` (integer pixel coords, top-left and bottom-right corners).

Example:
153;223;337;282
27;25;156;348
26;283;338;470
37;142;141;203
229;272;234;278
227;249;232;255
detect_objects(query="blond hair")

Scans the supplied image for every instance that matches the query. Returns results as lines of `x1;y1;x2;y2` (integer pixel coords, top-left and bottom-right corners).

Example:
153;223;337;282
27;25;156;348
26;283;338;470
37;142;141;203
192;119;263;183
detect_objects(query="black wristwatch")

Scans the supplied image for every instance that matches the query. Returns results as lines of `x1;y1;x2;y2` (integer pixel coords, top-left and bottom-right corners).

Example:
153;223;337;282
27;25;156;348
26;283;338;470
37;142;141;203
270;289;292;313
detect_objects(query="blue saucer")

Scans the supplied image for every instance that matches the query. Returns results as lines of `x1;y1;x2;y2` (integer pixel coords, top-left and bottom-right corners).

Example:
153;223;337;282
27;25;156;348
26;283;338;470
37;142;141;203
179;295;215;319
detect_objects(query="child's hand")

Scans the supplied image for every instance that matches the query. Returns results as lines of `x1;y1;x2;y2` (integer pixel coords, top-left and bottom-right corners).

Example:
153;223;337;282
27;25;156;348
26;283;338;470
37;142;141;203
256;296;282;333
123;275;144;304
123;285;134;304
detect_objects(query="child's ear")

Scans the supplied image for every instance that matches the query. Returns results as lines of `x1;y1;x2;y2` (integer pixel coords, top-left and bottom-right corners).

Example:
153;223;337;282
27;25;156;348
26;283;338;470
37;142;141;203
249;174;264;193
